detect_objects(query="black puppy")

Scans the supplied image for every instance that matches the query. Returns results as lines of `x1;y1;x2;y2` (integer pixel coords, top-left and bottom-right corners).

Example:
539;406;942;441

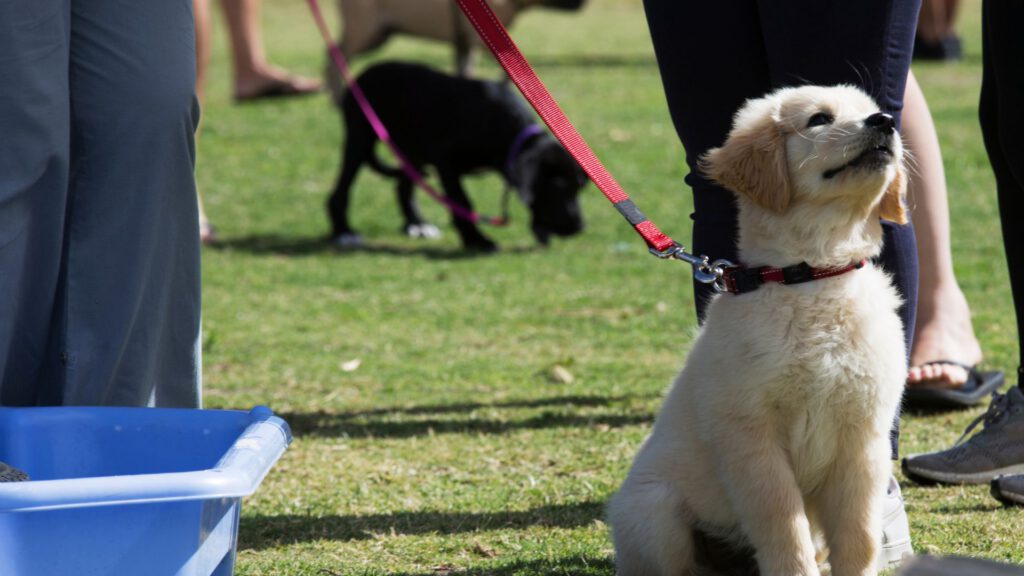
329;61;587;251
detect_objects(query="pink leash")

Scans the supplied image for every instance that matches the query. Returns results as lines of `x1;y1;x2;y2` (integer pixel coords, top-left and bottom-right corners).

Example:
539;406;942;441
306;0;507;226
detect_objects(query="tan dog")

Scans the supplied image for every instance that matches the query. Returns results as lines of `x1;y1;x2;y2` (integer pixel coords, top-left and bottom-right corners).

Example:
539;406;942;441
608;85;908;576
329;0;586;99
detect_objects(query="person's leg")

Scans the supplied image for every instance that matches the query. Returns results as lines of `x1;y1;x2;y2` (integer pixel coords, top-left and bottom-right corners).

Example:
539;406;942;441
57;0;202;407
0;0;71;406
903;0;1024;490
914;0;962;60
641;0;770;322
194;0;211;103
193;0;217;244
903;70;987;390
641;0;917;566
220;0;320;101
980;2;1024;380
916;0;946;45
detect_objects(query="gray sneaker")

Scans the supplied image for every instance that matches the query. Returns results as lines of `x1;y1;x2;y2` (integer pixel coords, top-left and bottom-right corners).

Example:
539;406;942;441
878;475;913;571
991;474;1024;507
0;461;28;482
902;387;1024;485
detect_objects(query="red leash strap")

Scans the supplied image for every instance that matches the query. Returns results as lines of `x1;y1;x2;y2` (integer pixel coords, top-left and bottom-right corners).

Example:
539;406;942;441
455;0;678;253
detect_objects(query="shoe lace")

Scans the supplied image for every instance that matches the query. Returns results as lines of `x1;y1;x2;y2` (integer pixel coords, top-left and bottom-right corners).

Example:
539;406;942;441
954;391;1014;446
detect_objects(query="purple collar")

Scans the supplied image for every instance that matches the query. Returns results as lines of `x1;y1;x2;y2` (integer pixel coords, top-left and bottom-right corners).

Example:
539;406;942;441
505;124;545;182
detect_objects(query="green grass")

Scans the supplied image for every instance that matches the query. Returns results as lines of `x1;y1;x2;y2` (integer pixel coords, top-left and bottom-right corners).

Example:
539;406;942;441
196;0;1024;573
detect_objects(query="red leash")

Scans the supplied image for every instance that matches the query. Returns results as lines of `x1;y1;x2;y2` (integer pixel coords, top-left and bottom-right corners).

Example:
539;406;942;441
454;0;678;253
454;0;872;293
306;0;507;227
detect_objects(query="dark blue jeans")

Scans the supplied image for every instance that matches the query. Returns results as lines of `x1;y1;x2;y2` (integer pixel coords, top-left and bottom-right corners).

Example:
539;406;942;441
643;0;921;456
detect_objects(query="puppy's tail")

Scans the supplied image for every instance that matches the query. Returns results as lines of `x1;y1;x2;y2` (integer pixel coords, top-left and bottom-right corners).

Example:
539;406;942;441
367;147;405;179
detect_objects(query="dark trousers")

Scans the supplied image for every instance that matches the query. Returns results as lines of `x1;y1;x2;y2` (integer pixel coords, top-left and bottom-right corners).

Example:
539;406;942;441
642;0;922;455
980;0;1024;385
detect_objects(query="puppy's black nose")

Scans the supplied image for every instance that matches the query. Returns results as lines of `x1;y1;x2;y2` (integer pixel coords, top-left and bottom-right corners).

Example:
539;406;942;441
865;112;895;133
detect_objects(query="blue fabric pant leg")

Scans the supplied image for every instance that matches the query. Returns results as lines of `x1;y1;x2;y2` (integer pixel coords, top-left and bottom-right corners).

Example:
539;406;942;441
980;0;1024;385
0;0;202;408
642;0;921;456
0;2;72;406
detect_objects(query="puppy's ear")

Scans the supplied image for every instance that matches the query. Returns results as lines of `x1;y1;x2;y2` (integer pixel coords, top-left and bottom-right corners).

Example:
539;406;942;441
699;112;791;213
879;166;908;224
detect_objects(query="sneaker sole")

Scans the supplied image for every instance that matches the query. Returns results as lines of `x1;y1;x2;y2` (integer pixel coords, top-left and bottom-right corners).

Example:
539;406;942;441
991;480;1024;507
879;536;913;570
902;458;1024;485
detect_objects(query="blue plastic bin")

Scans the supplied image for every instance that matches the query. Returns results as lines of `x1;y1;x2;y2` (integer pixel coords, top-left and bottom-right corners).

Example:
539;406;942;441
0;405;291;576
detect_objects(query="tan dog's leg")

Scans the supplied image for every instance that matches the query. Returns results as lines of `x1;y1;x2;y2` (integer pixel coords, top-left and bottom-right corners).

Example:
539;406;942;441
608;478;695;576
718;430;820;576
818;439;889;576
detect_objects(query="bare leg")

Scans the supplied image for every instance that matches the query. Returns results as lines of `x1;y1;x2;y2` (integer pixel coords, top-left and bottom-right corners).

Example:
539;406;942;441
220;0;321;101
193;0;216;243
917;0;947;44
194;0;211;102
903;70;981;388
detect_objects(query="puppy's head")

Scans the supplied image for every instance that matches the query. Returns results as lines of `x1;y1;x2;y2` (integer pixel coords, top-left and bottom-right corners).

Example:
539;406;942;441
700;85;907;226
516;138;587;245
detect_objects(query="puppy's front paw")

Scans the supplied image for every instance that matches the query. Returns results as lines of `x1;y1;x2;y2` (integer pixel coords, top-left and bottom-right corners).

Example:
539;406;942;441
332;232;364;249
403;223;442;239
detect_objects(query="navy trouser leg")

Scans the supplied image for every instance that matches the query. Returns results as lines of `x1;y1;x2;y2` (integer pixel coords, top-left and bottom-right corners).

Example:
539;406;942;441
642;0;921;455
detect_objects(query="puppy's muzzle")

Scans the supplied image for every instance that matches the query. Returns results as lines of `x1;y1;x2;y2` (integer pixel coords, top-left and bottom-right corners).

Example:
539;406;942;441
823;112;897;179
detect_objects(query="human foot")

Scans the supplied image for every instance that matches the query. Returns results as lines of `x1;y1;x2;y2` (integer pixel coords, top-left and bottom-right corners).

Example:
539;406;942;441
908;283;983;389
234;65;321;102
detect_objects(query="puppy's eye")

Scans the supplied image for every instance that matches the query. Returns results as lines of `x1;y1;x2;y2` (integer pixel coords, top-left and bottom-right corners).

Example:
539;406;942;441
806;112;835;128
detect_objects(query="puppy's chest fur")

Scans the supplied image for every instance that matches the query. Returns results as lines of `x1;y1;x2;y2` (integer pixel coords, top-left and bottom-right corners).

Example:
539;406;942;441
684;267;905;481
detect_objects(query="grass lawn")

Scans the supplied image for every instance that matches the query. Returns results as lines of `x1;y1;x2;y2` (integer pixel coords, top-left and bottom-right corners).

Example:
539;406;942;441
196;0;1023;573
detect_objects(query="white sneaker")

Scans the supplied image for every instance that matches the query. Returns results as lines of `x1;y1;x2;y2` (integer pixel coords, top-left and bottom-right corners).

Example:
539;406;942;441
877;475;913;571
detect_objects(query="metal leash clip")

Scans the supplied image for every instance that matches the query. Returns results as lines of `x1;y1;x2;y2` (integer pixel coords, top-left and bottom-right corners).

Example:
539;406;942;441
649;244;735;293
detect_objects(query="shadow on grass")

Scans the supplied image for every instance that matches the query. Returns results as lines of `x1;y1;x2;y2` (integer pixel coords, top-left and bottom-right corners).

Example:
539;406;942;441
387;556;616;576
210;234;541;260
278;409;653;439
338;394;649;418
239;500;606;550
925;501;1003;515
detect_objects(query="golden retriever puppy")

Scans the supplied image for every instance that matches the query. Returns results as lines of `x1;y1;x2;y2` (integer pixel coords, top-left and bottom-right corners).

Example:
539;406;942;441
608;85;908;576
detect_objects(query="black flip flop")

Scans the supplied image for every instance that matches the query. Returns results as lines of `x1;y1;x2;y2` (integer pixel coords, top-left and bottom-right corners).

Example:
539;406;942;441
234;78;322;103
903;360;1005;410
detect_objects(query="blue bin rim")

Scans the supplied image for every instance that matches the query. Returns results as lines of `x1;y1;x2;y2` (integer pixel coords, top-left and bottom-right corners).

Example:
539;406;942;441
0;406;291;513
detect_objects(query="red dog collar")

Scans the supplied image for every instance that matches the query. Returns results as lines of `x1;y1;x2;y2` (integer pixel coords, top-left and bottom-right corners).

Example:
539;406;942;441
720;260;868;295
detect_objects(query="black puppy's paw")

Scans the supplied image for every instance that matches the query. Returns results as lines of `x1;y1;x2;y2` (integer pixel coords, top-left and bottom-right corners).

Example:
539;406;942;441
403;223;442;239
331;232;365;249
